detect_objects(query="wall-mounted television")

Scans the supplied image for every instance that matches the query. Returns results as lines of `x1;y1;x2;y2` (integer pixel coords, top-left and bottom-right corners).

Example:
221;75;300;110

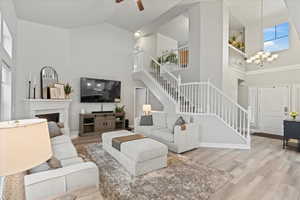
80;78;121;103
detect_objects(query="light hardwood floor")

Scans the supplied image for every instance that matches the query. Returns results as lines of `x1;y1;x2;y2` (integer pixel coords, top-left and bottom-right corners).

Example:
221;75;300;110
199;136;300;200
4;135;299;200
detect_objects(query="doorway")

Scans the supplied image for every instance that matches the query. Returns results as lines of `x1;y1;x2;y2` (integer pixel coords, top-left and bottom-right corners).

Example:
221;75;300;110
134;87;148;118
256;86;290;136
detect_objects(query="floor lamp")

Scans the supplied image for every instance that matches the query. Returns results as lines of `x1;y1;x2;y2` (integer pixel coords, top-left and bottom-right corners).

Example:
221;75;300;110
0;119;52;199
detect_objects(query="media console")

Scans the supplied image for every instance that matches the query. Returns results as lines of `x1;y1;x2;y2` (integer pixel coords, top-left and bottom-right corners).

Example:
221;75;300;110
79;112;125;137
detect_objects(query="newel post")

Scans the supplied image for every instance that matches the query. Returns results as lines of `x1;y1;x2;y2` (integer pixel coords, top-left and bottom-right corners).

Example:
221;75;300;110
247;106;252;145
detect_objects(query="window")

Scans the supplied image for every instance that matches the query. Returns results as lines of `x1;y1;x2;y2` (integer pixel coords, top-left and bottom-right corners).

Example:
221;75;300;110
264;22;289;52
3;20;12;58
0;62;12;121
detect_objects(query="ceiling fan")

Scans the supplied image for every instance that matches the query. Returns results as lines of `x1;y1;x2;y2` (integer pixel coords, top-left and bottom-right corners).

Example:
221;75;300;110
116;0;144;11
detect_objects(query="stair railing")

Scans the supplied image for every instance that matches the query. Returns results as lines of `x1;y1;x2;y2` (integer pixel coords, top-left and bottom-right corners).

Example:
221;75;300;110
133;49;251;144
179;80;251;143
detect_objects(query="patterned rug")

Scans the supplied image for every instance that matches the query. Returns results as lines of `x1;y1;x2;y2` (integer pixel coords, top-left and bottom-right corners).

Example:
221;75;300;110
80;143;232;200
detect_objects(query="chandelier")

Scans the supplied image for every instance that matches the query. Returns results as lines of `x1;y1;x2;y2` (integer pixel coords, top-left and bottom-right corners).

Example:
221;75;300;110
246;0;278;67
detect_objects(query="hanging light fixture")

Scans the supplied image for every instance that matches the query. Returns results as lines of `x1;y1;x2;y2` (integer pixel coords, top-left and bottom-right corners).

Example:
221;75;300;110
246;0;278;67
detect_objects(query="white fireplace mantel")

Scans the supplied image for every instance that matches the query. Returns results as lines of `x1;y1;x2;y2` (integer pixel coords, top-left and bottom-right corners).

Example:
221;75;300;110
24;99;72;136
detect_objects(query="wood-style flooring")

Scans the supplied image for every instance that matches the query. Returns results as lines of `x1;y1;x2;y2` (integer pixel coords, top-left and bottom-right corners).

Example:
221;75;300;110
204;136;300;200
4;135;300;200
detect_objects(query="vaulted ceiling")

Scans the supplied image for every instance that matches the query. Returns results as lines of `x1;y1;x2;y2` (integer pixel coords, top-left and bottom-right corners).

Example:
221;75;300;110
12;0;182;30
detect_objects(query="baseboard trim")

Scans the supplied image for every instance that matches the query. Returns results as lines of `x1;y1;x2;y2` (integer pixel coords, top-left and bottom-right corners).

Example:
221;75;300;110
199;142;250;150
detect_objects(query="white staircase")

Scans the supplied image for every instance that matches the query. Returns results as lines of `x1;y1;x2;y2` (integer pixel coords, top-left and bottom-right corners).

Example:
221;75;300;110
133;49;251;149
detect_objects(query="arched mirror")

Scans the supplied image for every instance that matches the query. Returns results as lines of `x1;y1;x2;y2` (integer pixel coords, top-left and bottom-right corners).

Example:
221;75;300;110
40;66;58;99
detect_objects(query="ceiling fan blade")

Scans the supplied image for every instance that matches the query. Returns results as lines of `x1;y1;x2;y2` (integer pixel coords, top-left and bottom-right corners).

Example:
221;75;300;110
116;0;124;3
136;0;144;11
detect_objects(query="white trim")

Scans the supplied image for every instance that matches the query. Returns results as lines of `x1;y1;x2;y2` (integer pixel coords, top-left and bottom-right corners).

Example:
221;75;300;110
199;142;250;150
246;64;300;75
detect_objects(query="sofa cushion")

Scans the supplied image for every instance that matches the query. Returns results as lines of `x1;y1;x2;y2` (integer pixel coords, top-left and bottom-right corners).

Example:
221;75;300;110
166;114;178;131
152;112;167;128
48;121;63;138
121;138;168;163
152;128;174;142
29;162;50;174
51;135;71;146
135;125;154;136
60;157;83;167
53;142;78;161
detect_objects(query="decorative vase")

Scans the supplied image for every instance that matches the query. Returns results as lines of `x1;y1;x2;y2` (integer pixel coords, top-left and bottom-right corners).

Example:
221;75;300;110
292;116;296;120
65;94;71;99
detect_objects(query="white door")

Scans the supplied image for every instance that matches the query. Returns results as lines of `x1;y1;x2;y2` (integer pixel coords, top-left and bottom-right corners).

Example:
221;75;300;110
134;88;147;118
258;86;290;136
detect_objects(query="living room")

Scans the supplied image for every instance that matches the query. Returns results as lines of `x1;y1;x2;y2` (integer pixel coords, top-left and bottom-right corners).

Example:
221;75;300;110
2;0;300;199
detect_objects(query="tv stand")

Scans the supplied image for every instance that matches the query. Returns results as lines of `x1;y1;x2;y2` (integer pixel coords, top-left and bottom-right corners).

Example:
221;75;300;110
91;111;113;114
79;112;125;137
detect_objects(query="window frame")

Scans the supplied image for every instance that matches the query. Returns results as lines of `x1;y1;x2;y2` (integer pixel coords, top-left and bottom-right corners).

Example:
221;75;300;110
263;22;290;53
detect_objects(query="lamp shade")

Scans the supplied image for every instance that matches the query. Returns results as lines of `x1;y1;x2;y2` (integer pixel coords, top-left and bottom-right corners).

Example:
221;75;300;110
143;104;152;114
0;119;52;176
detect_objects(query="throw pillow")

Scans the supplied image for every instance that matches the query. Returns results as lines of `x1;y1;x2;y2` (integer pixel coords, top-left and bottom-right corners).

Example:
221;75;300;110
48;121;63;138
47;156;62;169
140;115;153;126
172;116;186;134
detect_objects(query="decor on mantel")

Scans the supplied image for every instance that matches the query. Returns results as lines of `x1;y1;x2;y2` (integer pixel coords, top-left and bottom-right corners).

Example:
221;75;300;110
64;83;73;99
246;0;278;67
27;73;37;99
40;66;58;99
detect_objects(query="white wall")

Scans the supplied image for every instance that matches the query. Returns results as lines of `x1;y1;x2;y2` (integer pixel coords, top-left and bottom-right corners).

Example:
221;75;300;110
15;21;142;137
156;33;178;57
15;20;70;119
136;33;178;58
181;1;228;88
68;23;141;136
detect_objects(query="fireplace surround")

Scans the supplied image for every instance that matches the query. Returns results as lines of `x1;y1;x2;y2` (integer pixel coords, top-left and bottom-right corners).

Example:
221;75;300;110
24;99;72;136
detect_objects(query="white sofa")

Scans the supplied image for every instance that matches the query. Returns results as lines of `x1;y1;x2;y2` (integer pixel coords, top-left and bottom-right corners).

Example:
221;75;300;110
102;130;168;176
24;135;99;200
135;112;200;153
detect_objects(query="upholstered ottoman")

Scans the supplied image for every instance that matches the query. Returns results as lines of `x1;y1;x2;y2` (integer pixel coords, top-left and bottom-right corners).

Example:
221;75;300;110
102;130;168;176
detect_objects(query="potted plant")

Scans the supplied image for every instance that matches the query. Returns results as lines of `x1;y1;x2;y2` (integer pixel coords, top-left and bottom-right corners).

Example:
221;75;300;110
64;83;73;99
165;52;178;64
115;104;125;114
290;112;298;120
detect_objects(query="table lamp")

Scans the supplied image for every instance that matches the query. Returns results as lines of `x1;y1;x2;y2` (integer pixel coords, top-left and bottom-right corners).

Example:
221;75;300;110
143;104;152;115
0;119;52;176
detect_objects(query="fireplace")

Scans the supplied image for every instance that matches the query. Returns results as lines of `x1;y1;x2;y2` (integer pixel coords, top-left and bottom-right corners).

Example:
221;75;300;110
24;99;72;137
36;113;59;123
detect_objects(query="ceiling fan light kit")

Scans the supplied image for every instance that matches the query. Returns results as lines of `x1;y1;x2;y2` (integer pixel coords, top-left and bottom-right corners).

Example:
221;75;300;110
116;0;144;11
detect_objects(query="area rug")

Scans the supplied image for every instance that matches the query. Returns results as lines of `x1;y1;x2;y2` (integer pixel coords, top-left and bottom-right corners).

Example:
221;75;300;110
80;143;232;200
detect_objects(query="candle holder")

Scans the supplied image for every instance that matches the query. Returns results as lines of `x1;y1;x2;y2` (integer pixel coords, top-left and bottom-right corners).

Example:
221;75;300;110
33;86;36;99
28;81;31;99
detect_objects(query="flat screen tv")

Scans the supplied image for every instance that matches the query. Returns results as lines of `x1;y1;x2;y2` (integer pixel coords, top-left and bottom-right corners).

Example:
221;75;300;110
80;78;121;103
